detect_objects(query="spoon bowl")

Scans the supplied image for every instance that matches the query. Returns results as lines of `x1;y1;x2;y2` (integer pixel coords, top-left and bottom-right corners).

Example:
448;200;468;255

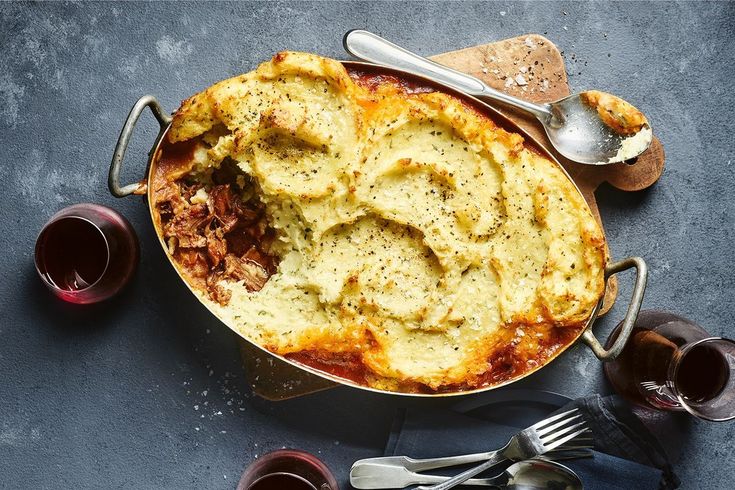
544;92;652;165
505;459;583;489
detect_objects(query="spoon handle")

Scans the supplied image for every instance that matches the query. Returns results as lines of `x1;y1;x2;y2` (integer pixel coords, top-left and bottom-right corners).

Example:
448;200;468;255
415;453;506;490
343;30;551;119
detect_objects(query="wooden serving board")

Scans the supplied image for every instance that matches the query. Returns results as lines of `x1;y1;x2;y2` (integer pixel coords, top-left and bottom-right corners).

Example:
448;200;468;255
240;34;665;400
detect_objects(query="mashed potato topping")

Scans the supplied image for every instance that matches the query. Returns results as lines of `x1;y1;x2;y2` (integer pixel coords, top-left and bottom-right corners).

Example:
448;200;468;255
153;52;606;392
580;90;648;136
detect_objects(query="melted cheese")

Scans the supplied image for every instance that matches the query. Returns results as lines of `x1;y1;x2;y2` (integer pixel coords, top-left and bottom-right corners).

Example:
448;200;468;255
163;52;606;391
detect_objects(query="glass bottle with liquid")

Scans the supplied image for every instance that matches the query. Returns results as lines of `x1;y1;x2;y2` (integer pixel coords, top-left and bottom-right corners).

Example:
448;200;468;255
604;310;735;421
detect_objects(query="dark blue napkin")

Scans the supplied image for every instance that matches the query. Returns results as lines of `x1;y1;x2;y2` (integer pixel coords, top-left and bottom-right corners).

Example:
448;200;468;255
384;395;679;489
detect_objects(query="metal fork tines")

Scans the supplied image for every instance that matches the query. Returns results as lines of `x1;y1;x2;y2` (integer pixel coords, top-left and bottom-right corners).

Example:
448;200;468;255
412;408;590;490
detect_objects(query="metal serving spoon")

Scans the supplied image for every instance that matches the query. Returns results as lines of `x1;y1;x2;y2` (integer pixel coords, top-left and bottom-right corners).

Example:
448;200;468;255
343;29;652;165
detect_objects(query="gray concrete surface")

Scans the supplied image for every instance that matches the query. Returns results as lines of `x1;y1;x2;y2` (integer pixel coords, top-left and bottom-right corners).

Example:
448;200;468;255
1;1;733;488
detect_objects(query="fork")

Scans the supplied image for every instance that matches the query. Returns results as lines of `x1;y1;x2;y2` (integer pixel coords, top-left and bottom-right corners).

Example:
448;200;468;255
414;408;589;490
350;449;593;489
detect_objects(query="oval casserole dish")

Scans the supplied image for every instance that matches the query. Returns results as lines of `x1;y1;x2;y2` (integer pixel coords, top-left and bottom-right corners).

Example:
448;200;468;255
144;52;610;394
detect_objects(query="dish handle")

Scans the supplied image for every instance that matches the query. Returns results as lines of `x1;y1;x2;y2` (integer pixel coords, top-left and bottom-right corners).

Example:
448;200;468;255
583;256;648;361
109;95;172;197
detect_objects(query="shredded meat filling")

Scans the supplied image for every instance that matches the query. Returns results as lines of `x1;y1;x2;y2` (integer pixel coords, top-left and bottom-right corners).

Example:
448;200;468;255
167;203;208;248
156;174;278;305
223;254;270;289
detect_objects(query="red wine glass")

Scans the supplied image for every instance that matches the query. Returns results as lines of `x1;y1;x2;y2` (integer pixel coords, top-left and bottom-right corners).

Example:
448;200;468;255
604;310;735;421
237;449;339;490
34;203;139;304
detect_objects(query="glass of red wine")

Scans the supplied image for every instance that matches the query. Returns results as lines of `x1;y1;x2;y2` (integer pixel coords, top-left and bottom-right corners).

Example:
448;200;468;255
604;310;735;421
34;203;139;304
237;449;339;490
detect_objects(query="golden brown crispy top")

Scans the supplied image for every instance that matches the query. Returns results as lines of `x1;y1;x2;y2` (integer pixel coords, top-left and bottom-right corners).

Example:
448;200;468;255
154;52;606;393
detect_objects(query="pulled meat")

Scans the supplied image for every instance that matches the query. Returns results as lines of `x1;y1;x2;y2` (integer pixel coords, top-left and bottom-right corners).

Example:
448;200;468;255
208;185;240;233
167;203;208;248
223;254;270;289
177;249;210;280
205;225;227;267
156;177;278;305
